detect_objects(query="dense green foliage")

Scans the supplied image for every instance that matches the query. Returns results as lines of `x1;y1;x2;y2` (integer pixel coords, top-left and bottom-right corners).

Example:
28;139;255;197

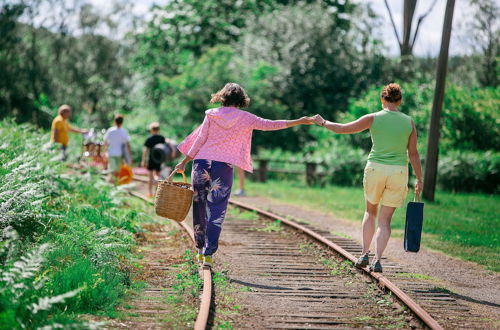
0;1;133;127
290;82;500;192
1;0;498;192
0;120;142;328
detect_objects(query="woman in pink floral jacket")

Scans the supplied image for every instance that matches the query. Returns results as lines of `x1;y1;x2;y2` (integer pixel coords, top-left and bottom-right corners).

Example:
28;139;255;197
175;83;313;267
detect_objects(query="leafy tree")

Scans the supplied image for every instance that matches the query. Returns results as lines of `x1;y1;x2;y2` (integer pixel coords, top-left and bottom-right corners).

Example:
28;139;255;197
131;0;356;106
241;2;386;123
0;0;134;128
466;0;499;87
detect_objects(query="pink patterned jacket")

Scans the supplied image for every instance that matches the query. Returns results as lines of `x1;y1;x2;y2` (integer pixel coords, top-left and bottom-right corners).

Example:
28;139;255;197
178;107;287;172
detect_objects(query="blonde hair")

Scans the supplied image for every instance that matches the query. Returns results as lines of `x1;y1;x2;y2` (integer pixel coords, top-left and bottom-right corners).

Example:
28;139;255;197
58;104;71;115
149;122;160;131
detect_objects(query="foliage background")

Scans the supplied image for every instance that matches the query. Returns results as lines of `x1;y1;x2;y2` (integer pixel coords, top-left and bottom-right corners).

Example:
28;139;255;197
1;0;498;193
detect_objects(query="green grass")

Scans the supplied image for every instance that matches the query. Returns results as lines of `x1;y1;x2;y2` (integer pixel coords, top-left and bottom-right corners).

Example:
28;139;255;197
395;272;434;280
255;220;283;232
0;121;144;328
243;179;500;272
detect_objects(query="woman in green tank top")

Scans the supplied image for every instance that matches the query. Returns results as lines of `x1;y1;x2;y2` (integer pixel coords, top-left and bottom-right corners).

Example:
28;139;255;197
312;83;423;273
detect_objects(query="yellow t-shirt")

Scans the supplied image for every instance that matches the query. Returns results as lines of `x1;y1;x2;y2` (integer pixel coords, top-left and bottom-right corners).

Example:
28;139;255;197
51;115;71;147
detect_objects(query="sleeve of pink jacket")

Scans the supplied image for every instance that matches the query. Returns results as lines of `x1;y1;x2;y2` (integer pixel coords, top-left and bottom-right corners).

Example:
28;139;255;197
183;116;210;158
251;115;288;131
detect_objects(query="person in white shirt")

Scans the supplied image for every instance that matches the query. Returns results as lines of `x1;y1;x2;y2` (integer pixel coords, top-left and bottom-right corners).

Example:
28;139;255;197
104;114;131;182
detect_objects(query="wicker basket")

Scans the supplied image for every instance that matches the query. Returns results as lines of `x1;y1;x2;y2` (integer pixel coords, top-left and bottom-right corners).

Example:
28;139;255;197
154;170;193;222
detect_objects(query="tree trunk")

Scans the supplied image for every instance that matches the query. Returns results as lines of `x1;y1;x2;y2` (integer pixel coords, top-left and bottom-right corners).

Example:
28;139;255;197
423;0;455;202
401;0;417;56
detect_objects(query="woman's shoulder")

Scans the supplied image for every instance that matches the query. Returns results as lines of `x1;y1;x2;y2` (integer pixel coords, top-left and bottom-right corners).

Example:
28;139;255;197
397;111;413;123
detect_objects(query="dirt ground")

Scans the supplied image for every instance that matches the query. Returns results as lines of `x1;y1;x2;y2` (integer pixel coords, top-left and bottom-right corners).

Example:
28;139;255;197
232;195;500;327
216;214;420;329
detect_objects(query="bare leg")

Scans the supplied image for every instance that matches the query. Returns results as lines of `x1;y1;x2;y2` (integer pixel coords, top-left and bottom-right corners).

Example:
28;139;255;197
237;167;245;191
361;201;378;254
148;171;154;196
374;205;396;261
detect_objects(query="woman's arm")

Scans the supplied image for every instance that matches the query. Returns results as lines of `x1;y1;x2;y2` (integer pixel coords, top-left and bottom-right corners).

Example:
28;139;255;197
313;114;374;134
174;116;210;172
286;117;314;128
174;155;193;172
407;121;423;195
186;116;210;158
253;116;313;131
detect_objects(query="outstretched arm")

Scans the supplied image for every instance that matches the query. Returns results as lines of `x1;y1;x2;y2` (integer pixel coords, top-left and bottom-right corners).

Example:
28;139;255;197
70;126;88;134
253;115;313;131
313;114;374;134
408;121;423;196
286;117;314;128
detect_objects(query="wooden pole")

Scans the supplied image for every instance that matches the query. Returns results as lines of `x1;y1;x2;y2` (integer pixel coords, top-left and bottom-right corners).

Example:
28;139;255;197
258;159;268;183
422;0;455;202
306;162;317;186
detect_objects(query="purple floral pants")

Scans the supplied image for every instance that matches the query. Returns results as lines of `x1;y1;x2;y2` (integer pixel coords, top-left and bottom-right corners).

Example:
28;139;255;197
192;159;233;256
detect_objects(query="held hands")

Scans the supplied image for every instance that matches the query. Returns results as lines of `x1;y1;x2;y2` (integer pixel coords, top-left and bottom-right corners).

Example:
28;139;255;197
312;114;326;126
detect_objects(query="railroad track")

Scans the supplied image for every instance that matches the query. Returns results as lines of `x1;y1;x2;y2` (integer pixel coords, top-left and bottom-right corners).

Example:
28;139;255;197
129;188;213;330
226;199;488;329
130;175;487;329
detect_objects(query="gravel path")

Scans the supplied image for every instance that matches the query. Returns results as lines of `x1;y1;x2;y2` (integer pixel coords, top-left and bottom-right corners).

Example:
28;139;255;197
232;195;500;328
217;211;420;329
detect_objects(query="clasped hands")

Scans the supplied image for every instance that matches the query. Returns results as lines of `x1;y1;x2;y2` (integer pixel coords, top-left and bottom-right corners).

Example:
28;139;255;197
300;114;326;126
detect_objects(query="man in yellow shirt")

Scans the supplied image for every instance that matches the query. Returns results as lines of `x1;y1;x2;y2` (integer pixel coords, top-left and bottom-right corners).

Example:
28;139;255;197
51;104;87;161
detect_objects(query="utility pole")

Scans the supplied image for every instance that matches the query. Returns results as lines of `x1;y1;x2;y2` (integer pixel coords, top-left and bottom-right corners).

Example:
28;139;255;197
423;0;455;202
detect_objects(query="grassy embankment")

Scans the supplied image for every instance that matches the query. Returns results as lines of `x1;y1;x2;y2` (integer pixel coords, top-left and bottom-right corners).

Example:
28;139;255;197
240;178;499;272
0;121;149;328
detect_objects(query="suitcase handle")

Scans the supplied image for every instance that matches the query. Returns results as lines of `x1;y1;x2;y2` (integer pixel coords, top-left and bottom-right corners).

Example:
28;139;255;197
414;191;421;202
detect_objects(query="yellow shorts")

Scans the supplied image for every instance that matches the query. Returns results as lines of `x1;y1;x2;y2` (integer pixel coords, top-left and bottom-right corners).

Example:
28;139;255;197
363;161;408;208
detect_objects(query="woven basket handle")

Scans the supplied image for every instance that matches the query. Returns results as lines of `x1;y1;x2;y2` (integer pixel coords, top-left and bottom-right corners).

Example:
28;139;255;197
167;170;187;183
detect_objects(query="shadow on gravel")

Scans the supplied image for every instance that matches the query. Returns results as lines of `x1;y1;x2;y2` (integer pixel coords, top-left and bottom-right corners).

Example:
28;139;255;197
228;277;293;291
429;287;500;308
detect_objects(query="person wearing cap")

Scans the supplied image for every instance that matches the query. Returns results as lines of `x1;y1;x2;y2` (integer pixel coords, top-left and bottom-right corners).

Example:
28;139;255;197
50;104;88;161
141;122;168;197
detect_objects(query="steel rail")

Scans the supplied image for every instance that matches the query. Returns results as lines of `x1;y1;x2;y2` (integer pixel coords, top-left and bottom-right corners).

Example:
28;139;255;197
229;199;443;330
128;187;212;330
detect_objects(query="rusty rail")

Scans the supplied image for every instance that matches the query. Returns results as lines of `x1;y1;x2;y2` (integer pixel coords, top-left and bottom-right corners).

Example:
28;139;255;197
129;188;212;330
229;199;444;330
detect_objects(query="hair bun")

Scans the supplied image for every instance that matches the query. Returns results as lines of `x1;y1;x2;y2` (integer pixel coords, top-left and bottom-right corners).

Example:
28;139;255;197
381;83;402;103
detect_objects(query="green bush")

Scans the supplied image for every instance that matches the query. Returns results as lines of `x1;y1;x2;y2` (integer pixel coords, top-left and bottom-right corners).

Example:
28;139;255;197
440;85;500;151
438;150;500;193
339;82;499;154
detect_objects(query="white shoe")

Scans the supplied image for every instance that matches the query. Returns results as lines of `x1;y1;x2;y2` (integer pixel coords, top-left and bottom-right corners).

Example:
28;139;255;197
234;189;246;197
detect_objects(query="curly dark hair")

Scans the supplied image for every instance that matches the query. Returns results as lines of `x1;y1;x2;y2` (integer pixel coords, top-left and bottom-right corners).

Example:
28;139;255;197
381;83;402;103
210;83;250;108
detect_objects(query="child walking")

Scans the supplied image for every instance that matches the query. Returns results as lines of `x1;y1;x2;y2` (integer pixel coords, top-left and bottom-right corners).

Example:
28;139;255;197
104;114;131;183
175;83;313;267
142;122;166;197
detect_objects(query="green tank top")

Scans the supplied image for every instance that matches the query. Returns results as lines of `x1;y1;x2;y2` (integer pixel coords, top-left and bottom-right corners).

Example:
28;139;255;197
367;110;413;166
